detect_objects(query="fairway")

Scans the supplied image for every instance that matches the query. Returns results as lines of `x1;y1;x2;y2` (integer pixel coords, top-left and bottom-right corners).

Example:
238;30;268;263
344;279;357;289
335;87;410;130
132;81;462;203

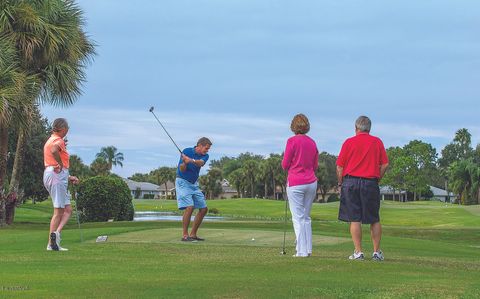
1;199;479;298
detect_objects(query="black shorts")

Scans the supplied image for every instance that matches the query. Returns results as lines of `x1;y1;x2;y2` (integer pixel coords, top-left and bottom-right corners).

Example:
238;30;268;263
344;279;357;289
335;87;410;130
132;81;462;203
338;176;380;224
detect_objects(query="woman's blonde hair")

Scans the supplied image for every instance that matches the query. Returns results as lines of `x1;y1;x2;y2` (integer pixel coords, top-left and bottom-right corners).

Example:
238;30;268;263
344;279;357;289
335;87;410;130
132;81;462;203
52;118;69;132
290;114;310;134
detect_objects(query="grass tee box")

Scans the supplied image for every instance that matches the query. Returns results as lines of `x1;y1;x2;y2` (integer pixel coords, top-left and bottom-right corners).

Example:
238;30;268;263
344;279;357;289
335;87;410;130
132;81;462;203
1;199;479;298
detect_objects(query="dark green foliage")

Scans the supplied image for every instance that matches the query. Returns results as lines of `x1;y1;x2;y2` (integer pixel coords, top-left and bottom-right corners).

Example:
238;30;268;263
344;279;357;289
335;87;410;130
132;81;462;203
134;187;141;199
316;152;337;201
76;176;134;223
143;194;155;199
209;207;220;214
327;194;339;202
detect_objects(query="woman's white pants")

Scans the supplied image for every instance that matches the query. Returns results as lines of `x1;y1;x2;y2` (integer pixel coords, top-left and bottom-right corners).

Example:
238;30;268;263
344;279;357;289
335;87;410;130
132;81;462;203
287;181;317;257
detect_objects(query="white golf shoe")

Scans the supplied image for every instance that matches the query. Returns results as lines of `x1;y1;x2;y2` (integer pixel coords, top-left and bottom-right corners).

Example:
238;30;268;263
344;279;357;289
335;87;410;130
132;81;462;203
372;250;384;261
348;251;365;260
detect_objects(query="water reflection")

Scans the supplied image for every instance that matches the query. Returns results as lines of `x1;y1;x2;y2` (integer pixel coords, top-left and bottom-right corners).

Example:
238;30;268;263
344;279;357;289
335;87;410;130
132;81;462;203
134;211;226;222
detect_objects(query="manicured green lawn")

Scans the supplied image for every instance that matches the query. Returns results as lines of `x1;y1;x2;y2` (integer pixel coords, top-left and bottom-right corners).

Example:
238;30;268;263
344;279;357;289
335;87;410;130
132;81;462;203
1;199;479;298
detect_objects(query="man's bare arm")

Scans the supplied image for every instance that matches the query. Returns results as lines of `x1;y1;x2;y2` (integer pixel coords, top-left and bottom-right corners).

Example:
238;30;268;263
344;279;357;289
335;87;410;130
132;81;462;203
379;163;389;180
336;166;344;186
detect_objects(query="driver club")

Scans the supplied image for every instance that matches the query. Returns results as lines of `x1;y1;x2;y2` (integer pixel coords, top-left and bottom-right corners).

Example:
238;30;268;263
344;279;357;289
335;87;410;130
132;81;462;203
149;106;182;154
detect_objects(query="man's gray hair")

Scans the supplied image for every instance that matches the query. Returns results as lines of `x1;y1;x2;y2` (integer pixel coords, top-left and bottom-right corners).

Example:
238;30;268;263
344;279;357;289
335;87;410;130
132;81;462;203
355;116;371;132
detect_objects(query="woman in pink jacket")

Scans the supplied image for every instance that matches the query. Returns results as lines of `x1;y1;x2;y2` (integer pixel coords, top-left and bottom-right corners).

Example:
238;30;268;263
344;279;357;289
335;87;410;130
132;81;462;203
282;114;319;257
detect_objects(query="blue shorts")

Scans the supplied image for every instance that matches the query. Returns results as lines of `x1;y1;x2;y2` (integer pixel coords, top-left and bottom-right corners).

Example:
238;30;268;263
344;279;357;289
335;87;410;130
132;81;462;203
175;177;207;210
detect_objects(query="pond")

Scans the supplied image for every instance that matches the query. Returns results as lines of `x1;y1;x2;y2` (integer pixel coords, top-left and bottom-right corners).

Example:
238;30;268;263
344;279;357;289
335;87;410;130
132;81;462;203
134;211;227;222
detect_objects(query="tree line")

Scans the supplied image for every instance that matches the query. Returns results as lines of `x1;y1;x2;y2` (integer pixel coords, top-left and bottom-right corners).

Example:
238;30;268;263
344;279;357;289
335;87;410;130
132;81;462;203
127;129;479;205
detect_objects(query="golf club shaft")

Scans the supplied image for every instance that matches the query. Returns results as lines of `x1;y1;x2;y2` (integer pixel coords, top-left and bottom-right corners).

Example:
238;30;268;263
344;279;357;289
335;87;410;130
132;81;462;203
72;186;83;243
282;196;288;254
149;108;183;154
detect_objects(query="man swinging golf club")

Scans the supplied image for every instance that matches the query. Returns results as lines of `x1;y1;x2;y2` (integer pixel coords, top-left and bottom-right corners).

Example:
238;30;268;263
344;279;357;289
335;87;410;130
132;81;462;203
176;137;212;242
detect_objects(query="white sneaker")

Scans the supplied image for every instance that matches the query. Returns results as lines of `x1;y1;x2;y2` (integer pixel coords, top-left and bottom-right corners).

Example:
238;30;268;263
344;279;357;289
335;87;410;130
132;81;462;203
372;250;384;261
349;251;364;260
47;244;68;251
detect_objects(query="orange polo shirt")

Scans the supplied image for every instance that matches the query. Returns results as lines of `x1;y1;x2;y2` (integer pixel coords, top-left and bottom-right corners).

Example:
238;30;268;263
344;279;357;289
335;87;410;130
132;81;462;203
44;133;69;169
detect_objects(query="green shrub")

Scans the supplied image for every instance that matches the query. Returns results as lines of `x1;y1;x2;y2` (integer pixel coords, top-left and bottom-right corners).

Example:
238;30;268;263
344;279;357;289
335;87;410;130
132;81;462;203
143;194;155;199
327;194;339;202
76;176;134;223
209;207;220;215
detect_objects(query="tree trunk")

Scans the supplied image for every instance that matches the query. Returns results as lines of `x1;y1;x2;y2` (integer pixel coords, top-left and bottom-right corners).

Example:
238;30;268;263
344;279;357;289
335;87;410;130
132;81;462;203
164;182;168;199
264;180;268;199
251;180;254;198
272;175;276;200
9;128;27;192
0;123;8;226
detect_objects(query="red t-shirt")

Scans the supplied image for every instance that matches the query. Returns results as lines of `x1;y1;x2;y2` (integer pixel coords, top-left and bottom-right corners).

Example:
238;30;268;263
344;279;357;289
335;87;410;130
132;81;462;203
336;132;388;179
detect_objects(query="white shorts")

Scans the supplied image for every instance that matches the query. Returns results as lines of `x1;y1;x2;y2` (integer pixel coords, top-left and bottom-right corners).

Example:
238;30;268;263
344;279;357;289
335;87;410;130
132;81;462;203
43;167;71;208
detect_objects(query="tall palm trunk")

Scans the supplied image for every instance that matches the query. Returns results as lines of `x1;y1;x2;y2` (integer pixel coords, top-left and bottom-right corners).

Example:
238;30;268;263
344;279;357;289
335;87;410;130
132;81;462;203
0;123;8;226
264;179;268;198
9;128;27;194
6;128;28;224
164;182;168;199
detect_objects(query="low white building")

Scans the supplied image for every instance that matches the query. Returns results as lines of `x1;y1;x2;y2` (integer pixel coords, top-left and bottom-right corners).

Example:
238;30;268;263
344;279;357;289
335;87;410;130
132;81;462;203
429;185;456;202
380;186;408;202
123;179;161;199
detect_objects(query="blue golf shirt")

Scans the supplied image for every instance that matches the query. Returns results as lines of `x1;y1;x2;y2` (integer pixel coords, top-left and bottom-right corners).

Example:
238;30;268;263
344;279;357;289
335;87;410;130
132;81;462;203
176;147;209;184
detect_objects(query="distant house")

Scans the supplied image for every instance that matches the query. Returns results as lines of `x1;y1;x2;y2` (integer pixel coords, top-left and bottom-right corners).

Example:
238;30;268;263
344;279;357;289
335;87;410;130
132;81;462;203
429;185;456;203
158;181;176;198
380;186;408;202
219;179;238;199
379;185;456;202
123;179;161;199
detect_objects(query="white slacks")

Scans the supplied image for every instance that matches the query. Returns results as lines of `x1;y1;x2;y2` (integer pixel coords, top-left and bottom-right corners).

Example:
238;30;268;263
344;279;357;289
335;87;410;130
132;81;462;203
287;181;317;257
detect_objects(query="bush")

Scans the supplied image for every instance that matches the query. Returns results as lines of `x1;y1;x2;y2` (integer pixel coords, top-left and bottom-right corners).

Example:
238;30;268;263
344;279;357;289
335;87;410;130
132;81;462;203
143;194;155;199
76;176;134;223
327;194;339;202
209;207;220;215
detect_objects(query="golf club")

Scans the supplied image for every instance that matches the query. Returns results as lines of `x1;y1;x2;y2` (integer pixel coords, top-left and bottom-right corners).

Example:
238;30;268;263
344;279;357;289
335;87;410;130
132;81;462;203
281;196;288;255
71;185;83;243
149;106;182;154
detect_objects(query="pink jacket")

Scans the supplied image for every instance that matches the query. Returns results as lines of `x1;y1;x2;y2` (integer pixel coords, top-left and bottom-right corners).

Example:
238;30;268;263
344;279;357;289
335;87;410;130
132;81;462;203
282;134;319;187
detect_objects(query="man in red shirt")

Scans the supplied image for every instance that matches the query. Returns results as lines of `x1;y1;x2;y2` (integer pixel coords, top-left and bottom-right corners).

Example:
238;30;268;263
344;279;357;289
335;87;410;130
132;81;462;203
336;116;389;261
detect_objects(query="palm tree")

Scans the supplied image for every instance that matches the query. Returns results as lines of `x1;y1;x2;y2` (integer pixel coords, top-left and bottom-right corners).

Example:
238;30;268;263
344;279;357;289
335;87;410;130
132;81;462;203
228;168;245;198
242;160;258;198
448;159;480;205
154;167;175;199
0;0;95;225
96;146;124;171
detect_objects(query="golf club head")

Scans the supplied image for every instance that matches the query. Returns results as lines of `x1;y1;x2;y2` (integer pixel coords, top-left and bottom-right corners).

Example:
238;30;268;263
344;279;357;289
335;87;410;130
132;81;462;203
280;250;286;255
149;106;154;112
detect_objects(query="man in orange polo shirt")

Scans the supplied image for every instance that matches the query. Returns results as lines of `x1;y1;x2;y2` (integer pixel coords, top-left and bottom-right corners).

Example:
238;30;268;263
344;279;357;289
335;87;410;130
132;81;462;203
43;118;79;251
336;116;389;261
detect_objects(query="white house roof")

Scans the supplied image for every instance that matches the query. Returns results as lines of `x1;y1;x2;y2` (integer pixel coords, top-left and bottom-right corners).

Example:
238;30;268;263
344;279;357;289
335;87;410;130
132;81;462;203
380;186;407;194
429;185;455;197
123;179;160;192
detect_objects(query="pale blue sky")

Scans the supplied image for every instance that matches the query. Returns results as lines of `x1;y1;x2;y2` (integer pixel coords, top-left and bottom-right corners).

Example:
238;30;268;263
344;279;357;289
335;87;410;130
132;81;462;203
42;0;480;177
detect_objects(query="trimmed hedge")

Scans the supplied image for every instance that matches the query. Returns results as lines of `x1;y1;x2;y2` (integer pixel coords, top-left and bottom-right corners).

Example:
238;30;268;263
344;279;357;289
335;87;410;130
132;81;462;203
76;176;134;223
